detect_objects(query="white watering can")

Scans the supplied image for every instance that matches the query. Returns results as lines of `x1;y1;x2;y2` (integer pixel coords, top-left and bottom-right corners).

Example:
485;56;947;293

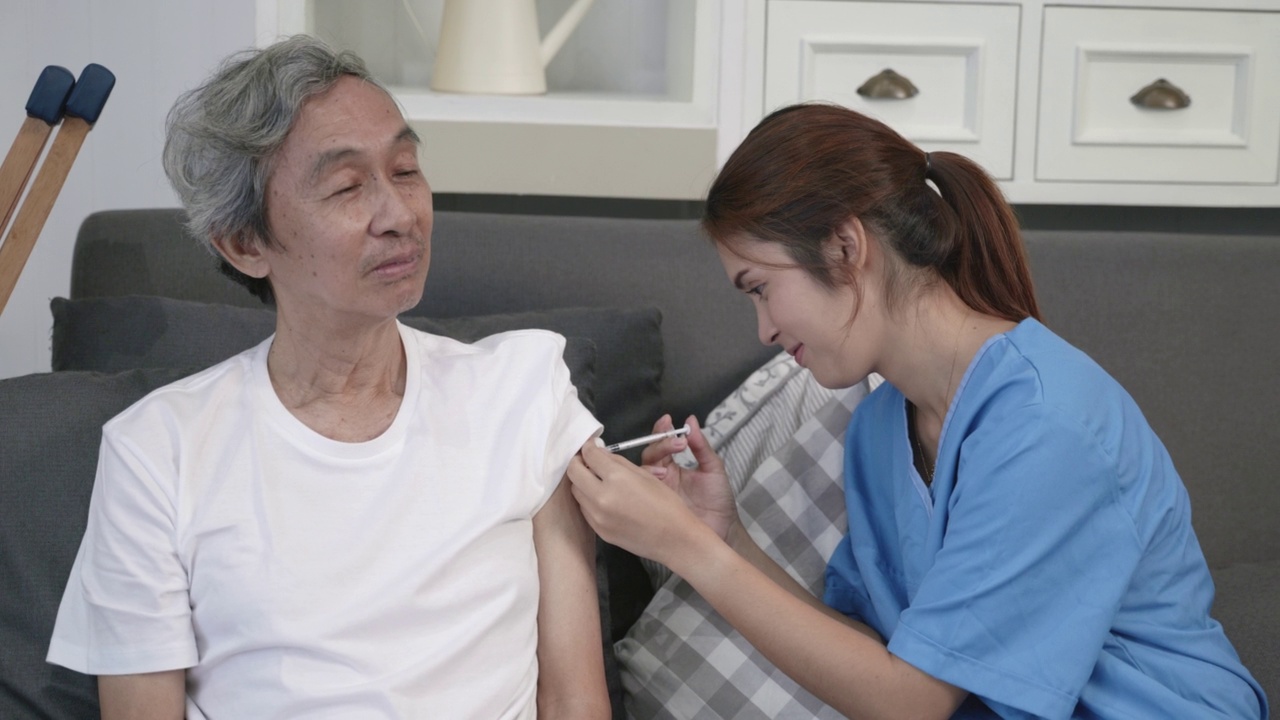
423;0;597;95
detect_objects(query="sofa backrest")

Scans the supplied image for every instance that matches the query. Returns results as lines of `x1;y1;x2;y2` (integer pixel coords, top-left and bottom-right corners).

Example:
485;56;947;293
71;210;1280;568
70;209;777;431
1024;231;1280;570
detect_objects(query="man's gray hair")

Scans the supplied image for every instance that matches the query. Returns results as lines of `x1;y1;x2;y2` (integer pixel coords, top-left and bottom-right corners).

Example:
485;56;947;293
162;35;386;300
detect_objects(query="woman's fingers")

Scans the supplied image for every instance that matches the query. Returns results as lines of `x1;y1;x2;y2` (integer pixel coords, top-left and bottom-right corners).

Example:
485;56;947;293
579;440;623;475
565;455;602;499
683;416;724;473
567;443;690;561
639;413;688;465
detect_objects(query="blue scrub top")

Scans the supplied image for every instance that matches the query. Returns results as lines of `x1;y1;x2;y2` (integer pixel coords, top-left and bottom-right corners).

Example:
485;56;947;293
824;319;1267;719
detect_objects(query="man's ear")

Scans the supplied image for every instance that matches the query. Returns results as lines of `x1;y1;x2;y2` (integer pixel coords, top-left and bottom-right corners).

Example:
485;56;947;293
210;232;270;279
829;216;871;271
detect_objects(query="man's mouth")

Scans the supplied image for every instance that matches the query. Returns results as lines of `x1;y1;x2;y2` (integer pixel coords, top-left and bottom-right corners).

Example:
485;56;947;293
369;249;422;278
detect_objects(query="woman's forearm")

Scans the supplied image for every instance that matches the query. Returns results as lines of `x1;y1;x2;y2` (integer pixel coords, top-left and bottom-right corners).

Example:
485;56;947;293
669;531;965;720
724;522;882;641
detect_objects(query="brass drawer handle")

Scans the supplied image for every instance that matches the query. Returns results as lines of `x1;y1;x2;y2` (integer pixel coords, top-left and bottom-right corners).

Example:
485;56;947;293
857;68;919;100
1130;78;1191;110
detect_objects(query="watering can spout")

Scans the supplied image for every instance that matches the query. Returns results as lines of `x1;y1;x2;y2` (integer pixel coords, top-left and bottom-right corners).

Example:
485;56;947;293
540;0;596;67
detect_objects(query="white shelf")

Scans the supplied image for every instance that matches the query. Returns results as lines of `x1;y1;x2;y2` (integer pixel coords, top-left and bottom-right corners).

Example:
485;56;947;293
389;88;717;129
256;0;724;198
257;0;721;130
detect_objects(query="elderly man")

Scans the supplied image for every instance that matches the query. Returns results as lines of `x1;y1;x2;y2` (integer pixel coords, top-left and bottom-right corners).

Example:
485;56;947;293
47;36;609;719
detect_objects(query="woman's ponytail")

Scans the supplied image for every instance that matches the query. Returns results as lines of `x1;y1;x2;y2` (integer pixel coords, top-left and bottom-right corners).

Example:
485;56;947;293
705;103;1040;323
927;152;1040;322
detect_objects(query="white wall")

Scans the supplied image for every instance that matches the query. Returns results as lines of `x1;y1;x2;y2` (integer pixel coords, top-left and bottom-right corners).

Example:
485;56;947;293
0;0;257;380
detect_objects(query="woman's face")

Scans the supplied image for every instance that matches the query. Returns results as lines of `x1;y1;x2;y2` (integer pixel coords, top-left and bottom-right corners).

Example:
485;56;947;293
254;75;434;329
717;237;878;389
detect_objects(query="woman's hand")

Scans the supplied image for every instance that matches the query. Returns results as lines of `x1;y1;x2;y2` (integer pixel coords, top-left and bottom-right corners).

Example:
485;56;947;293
638;415;741;543
566;416;741;569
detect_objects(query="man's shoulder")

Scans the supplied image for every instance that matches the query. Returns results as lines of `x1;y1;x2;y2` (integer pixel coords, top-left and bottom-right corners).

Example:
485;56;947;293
408;325;567;366
104;349;257;438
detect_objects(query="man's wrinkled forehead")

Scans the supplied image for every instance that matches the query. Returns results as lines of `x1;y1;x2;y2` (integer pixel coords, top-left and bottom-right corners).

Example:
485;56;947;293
304;125;420;185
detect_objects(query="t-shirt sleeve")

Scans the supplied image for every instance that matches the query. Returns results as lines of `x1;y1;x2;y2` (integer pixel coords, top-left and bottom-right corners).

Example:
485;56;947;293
888;405;1141;718
47;430;198;675
537;335;603;512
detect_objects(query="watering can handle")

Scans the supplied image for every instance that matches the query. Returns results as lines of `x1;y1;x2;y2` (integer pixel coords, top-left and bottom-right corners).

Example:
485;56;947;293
398;0;435;55
540;0;596;67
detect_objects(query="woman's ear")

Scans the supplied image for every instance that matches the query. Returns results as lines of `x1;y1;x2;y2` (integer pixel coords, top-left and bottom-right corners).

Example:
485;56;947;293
210;232;270;279
829;216;871;271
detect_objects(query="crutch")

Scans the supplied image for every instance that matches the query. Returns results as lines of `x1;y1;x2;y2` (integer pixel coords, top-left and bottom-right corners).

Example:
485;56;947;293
0;63;114;316
0;66;75;234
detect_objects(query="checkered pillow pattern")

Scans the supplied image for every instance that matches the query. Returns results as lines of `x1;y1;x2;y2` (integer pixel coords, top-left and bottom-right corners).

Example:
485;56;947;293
617;355;875;718
638;351;844;588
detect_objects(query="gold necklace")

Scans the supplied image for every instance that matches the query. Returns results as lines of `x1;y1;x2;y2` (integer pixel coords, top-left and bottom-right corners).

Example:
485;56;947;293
911;311;968;487
910;402;935;486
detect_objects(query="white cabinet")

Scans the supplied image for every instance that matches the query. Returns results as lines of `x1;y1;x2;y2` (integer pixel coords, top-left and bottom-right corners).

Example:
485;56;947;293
742;0;1280;207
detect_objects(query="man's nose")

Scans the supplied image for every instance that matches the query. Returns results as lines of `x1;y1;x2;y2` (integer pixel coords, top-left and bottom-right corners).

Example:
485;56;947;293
369;178;416;236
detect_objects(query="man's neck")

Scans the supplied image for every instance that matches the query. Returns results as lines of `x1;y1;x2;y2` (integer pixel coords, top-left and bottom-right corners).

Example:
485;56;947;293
266;317;408;442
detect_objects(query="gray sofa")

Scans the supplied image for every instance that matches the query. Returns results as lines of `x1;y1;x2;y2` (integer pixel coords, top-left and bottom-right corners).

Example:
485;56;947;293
1;208;1275;718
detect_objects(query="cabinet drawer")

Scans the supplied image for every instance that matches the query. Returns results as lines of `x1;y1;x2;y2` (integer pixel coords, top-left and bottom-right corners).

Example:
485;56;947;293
765;1;1020;179
1037;6;1280;185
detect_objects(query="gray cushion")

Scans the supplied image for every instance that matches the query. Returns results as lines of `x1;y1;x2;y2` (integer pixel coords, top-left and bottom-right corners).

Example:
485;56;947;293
0;368;193;719
50;295;662;444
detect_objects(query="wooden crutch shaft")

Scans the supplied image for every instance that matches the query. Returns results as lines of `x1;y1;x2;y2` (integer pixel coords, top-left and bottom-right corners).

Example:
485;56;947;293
0;118;56;234
0;116;90;315
1;65;75;238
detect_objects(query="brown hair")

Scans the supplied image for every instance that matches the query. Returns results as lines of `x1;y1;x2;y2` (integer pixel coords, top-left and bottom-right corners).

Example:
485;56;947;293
703;103;1039;322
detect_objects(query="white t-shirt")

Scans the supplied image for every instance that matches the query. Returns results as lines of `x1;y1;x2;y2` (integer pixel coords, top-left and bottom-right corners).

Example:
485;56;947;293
47;323;601;719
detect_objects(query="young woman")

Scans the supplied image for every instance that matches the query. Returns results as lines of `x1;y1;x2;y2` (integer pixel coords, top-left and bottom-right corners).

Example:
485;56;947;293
567;104;1267;719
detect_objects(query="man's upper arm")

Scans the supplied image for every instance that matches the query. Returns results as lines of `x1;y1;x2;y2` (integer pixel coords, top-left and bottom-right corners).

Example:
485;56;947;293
532;471;610;719
99;670;185;720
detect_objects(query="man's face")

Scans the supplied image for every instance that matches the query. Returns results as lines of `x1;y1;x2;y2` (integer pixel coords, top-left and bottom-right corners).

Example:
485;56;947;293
257;75;433;328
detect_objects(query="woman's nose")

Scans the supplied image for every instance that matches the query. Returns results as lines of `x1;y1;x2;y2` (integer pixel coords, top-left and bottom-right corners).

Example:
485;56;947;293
756;308;779;347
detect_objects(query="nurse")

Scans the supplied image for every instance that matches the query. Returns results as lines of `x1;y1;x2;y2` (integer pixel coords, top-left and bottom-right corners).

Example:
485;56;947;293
568;103;1268;718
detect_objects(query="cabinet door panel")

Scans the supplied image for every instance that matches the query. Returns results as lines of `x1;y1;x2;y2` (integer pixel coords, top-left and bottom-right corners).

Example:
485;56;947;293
765;0;1020;179
1037;6;1280;185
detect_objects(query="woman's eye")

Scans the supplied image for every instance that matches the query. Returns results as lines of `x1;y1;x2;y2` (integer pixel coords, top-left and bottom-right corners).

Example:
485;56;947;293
746;284;765;298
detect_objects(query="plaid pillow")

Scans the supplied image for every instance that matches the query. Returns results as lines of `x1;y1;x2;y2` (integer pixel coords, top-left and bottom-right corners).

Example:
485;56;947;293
639;352;841;588
617;361;874;719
